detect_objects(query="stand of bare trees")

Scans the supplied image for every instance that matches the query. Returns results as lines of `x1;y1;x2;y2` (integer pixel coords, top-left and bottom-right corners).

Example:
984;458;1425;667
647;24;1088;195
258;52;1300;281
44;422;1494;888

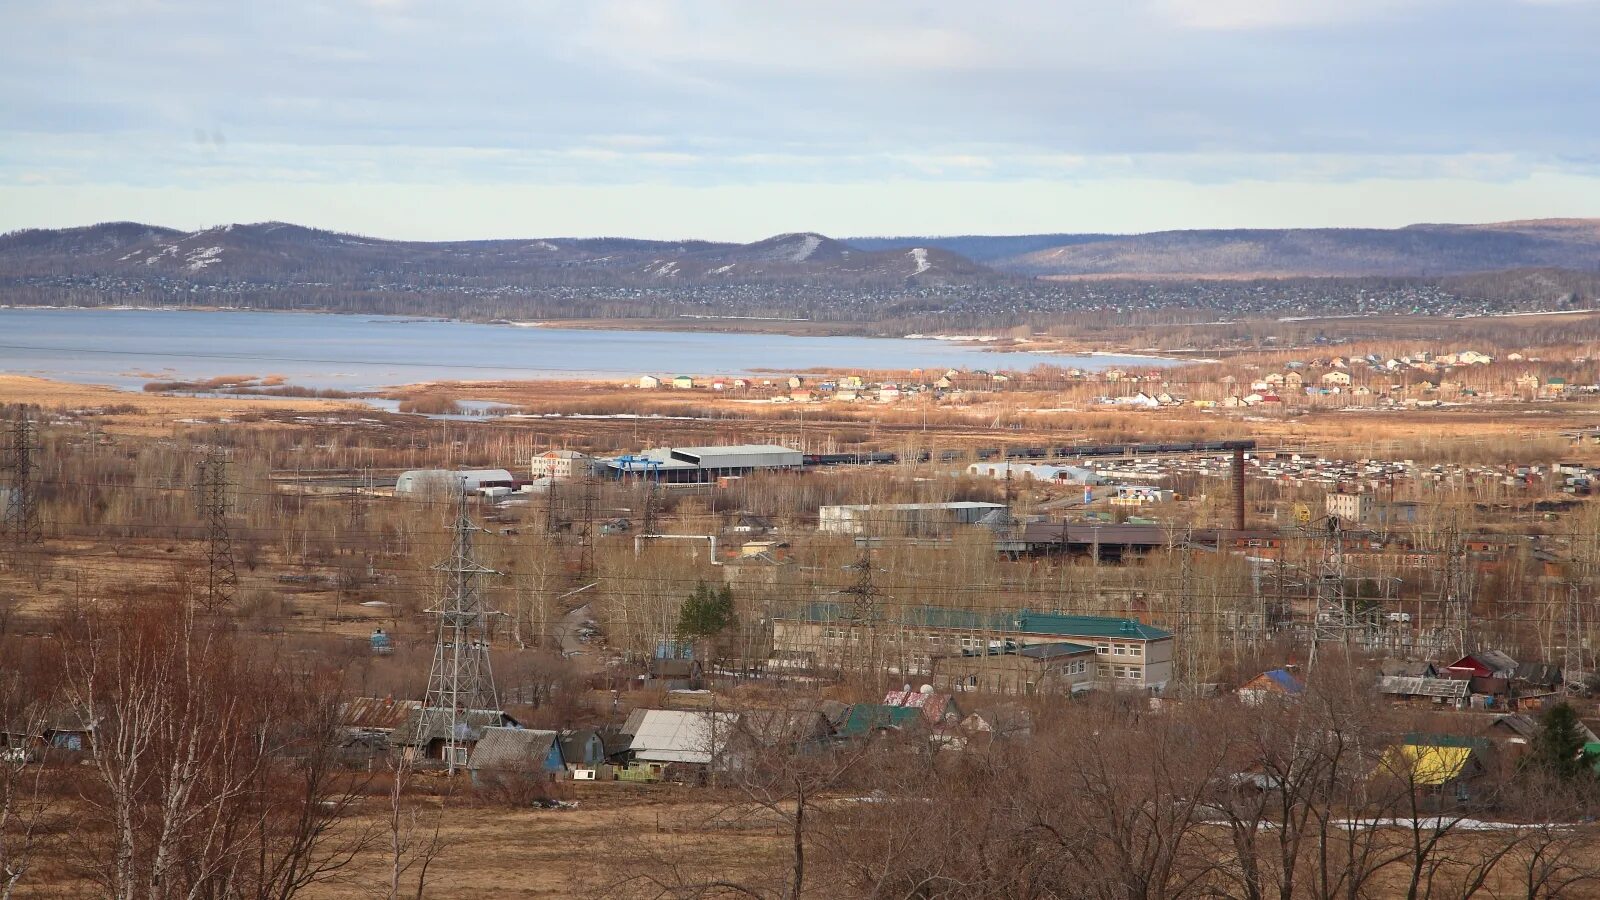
0;592;393;899
597;656;1600;900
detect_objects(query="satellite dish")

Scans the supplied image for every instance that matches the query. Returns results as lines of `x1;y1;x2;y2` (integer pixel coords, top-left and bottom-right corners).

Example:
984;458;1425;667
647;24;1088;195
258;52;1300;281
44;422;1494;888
920;684;934;694
902;683;912;693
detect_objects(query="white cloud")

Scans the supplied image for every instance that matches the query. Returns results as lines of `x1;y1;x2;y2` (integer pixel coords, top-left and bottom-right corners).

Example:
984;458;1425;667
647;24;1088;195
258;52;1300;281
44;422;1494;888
2;0;1599;233
1149;0;1430;30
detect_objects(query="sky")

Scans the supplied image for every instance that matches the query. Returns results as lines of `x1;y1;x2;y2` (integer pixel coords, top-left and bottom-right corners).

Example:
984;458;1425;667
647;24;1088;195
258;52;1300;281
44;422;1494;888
2;0;1599;241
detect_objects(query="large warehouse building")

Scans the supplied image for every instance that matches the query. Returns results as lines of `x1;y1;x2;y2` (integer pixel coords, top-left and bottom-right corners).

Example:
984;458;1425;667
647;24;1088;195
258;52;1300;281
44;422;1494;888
818;501;1008;536
394;468;516;495
602;445;803;483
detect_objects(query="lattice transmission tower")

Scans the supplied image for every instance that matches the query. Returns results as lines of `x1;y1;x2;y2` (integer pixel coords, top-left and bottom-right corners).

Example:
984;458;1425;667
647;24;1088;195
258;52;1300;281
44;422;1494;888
416;485;501;774
576;467;599;581
832;545;890;677
3;410;43;573
194;444;238;610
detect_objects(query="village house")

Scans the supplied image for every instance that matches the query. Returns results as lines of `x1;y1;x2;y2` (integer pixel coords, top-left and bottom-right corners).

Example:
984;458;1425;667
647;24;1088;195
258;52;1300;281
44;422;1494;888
1238;668;1305;705
467;727;565;787
638;374;661;389
836;689;962;740
1385;734;1492;799
672;375;695;390
339;696;422;758
395;708;520;769
622;708;739;779
558;729;608;772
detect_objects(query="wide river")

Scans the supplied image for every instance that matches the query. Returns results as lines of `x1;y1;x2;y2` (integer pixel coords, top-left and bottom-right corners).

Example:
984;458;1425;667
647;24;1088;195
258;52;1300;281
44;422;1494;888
0;308;1168;391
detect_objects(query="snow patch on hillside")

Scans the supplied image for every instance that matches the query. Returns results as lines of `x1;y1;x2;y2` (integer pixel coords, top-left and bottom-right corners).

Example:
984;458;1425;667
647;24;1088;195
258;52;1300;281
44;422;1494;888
185;246;223;271
909;248;931;275
709;264;736;275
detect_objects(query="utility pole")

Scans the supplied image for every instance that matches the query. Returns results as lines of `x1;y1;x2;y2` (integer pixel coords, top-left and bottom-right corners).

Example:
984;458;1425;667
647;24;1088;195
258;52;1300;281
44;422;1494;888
416;484;501;775
2;408;42;563
194;443;237;610
1565;581;1584;695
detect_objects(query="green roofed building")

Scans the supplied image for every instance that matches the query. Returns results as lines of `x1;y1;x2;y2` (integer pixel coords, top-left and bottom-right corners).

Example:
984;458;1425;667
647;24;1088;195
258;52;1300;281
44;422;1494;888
771;603;1174;691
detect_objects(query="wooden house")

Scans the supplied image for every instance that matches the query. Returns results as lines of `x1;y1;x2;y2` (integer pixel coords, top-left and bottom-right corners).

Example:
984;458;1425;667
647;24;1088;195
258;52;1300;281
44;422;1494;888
467;727;565;787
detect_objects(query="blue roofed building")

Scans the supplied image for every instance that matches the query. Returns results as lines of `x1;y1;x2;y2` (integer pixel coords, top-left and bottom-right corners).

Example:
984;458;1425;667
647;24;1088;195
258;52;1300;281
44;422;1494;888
1238;668;1305;705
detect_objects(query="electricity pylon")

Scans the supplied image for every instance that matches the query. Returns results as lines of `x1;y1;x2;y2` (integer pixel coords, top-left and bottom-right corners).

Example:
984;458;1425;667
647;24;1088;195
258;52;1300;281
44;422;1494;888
2;409;41;558
416;484;501;774
194;445;237;610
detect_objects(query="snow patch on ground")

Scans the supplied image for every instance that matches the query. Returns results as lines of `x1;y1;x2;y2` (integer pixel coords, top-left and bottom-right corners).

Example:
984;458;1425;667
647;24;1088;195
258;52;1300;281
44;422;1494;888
908;247;931;275
653;261;680;277
709;264;736;275
185;246;223;271
532;240;559;251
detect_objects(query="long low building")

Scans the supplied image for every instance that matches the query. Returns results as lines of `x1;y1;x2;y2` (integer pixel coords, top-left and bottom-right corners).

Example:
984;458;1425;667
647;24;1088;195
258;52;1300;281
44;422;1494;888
394;468;515;495
771;603;1173;690
603;445;803;483
967;462;1102;485
818;501;1008;535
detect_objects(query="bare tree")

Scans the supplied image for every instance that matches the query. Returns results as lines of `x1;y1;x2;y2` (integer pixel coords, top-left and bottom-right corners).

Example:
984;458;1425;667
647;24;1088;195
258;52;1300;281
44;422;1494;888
0;698;53;900
380;758;449;900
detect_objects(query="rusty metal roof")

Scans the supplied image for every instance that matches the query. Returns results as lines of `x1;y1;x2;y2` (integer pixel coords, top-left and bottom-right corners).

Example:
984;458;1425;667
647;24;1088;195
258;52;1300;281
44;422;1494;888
341;697;422;732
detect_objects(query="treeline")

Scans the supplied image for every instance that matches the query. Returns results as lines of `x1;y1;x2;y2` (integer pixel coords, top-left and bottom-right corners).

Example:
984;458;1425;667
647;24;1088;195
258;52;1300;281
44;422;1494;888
2;270;1585;331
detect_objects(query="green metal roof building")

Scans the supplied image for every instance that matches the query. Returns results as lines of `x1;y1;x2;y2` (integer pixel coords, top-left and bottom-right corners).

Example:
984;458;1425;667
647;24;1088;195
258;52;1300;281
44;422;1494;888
771;602;1175;691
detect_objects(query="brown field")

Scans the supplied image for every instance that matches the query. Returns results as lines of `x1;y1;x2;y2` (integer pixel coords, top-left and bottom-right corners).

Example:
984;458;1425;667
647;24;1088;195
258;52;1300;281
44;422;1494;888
0;375;362;435
311;786;785;899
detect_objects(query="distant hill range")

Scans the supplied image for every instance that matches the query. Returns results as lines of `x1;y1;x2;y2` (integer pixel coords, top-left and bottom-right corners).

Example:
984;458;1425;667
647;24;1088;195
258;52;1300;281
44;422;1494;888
4;218;1598;285
851;219;1600;278
0;222;985;286
2;219;1598;322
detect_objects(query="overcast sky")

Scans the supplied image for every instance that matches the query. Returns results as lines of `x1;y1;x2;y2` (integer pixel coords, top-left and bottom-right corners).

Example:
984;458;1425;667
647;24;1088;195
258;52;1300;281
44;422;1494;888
2;0;1598;240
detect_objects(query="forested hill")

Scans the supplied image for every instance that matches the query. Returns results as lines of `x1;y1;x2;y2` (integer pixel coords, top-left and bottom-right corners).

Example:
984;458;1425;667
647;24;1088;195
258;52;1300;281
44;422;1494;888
852;219;1600;278
2;220;1598;325
0;223;990;286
